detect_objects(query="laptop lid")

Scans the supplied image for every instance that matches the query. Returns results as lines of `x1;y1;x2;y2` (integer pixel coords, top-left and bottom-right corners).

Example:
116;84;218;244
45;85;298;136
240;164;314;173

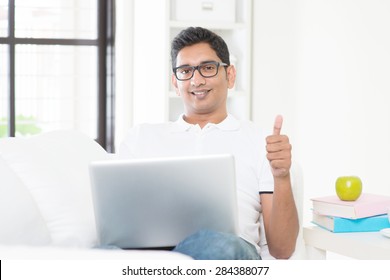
89;154;239;249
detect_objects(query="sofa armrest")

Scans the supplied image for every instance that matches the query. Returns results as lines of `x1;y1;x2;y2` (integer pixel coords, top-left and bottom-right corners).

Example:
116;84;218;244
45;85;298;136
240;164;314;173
0;130;110;247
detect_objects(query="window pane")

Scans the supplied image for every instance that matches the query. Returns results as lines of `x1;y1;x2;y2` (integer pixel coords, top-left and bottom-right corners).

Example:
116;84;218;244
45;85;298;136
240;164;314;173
0;44;8;137
15;0;97;39
0;0;7;37
15;45;98;138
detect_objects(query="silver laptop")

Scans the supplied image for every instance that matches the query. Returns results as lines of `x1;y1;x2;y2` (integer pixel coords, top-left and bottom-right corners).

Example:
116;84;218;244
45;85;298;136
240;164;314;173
89;154;239;249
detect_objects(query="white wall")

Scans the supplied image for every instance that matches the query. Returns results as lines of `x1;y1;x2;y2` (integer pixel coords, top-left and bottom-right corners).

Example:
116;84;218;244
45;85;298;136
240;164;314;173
115;0;134;150
115;0;167;149
131;0;167;125
252;0;390;224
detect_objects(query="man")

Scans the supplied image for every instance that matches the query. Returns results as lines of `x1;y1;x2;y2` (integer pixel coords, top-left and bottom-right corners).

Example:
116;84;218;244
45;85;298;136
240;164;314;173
119;27;299;259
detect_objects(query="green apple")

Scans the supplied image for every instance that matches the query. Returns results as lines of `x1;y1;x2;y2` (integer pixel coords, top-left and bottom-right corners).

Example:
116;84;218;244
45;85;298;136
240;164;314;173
335;176;363;201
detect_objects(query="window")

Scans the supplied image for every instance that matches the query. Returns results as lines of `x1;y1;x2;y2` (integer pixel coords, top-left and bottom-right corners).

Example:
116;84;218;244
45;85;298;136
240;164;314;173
0;0;115;151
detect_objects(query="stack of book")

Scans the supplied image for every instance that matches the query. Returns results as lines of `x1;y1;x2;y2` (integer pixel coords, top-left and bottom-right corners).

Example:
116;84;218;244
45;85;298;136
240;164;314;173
310;193;390;233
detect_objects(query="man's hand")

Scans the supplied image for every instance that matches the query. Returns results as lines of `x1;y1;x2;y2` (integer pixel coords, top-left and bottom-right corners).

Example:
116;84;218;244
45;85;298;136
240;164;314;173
266;115;292;178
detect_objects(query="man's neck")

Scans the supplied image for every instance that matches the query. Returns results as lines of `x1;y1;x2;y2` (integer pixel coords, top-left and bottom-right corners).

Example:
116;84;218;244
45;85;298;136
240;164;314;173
183;112;228;129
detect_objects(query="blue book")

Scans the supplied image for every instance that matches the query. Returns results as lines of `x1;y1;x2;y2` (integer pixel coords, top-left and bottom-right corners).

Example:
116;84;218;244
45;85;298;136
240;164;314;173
311;212;390;233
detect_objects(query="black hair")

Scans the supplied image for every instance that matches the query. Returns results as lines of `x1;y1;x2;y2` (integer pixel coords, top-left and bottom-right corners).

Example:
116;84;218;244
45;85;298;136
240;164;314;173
170;26;230;70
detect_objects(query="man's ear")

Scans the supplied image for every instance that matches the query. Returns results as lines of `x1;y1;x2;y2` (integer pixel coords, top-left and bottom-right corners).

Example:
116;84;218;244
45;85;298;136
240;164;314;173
171;73;180;96
226;65;236;89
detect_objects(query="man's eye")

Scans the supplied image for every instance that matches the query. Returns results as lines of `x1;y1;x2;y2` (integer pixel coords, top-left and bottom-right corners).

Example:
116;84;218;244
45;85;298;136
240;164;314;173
179;67;192;74
202;64;216;71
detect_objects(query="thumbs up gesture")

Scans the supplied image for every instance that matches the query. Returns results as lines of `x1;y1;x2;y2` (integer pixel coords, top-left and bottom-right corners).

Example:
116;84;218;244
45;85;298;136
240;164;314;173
266;115;292;178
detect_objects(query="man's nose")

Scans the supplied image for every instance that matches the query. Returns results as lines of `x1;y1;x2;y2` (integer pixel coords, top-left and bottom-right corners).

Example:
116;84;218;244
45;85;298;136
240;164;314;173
190;68;205;86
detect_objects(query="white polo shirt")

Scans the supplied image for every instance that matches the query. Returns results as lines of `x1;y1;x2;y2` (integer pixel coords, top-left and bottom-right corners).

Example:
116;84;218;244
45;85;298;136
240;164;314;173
118;114;274;254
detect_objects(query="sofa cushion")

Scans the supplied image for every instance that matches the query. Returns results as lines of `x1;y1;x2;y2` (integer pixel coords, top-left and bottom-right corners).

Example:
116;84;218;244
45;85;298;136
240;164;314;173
0;130;109;247
0;154;51;246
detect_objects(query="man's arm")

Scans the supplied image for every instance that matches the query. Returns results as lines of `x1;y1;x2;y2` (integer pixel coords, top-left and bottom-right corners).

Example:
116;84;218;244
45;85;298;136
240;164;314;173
261;115;299;259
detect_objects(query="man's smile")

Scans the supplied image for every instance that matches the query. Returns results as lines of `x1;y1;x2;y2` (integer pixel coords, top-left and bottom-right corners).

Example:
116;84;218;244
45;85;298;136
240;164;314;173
190;89;210;98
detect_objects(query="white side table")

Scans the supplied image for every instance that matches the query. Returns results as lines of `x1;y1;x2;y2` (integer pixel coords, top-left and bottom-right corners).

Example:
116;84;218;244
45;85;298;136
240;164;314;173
303;226;390;259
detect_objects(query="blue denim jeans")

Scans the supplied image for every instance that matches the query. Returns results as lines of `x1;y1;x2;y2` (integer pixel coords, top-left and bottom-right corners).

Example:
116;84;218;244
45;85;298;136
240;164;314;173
173;229;261;260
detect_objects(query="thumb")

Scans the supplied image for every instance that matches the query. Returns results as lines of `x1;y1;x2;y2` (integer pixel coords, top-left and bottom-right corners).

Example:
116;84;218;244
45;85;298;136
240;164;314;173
273;115;283;135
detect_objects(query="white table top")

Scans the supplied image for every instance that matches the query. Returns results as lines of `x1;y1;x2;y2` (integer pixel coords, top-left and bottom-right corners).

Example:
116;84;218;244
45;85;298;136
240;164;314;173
303;226;390;259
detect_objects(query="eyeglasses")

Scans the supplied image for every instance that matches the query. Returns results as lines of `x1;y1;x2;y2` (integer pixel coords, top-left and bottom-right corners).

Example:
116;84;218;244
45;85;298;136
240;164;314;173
173;61;228;81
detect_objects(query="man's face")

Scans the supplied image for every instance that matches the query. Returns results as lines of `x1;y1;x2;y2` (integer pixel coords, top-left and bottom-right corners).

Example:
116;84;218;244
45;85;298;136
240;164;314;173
172;42;236;118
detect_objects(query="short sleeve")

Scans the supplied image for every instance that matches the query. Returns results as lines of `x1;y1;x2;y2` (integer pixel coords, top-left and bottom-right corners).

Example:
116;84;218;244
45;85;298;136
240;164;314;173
258;156;274;194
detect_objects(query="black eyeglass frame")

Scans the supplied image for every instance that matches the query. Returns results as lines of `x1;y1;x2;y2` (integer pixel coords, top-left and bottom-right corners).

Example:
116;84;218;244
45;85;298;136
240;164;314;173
173;61;229;81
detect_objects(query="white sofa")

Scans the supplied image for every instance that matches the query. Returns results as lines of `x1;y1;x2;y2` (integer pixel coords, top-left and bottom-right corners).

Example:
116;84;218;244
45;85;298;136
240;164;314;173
0;130;190;259
0;129;305;259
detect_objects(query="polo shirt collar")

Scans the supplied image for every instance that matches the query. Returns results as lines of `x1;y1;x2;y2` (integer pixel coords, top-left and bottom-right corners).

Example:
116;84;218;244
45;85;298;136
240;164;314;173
170;114;241;132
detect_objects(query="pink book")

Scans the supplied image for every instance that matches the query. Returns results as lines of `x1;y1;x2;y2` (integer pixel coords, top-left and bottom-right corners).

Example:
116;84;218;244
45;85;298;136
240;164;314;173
311;193;390;219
